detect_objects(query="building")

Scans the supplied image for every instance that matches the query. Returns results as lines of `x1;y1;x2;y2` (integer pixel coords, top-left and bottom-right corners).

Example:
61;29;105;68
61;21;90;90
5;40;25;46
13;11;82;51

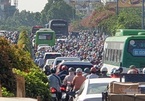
64;0;101;15
0;0;17;20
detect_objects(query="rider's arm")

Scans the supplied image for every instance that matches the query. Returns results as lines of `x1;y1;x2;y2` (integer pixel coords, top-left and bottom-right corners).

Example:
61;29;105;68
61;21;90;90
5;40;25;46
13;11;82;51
63;76;68;85
72;76;76;87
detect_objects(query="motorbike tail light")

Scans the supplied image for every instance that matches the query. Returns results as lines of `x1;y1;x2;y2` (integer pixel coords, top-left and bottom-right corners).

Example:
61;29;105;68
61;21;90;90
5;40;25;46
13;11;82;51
50;87;57;93
60;86;66;92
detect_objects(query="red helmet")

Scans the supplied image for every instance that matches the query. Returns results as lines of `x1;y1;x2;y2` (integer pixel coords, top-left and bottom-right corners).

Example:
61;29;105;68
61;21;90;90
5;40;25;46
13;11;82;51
61;65;68;70
90;67;97;73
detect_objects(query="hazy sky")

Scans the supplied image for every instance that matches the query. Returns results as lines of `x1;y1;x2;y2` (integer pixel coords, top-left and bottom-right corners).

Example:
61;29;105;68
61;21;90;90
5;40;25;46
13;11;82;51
17;0;48;12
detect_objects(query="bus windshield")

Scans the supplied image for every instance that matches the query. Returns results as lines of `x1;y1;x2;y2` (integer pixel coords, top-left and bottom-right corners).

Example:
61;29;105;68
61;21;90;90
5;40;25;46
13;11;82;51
35;28;55;47
47;19;68;38
38;32;53;40
128;39;145;56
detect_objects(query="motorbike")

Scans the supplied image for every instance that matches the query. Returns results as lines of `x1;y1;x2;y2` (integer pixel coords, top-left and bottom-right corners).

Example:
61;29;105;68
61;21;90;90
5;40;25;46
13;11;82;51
60;85;67;101
61;84;76;101
50;87;58;101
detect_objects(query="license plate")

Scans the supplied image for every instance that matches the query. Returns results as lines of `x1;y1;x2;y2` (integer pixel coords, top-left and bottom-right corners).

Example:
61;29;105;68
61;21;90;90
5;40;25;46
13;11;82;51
51;94;56;97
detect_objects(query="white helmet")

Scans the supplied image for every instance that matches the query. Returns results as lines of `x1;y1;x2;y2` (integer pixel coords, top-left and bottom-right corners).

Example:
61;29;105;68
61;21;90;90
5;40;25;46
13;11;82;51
142;68;145;74
76;68;82;73
100;67;108;72
127;69;138;74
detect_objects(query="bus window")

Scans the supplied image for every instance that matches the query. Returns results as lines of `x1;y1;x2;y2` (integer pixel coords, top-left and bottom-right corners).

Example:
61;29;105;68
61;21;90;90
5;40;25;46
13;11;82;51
108;49;111;61
106;49;108;61
128;39;145;56
114;50;117;62
48;19;68;38
35;28;55;48
104;49;109;61
119;50;122;62
39;34;52;40
116;50;119;62
111;49;113;61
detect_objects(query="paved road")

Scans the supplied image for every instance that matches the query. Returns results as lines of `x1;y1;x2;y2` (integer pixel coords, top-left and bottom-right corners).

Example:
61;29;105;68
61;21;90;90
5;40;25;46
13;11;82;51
0;97;37;101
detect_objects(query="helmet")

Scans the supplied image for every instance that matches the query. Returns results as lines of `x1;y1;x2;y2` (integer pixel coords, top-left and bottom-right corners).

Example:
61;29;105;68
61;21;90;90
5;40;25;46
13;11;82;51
93;65;97;68
129;65;136;69
111;68;117;74
50;68;56;73
100;67;108;72
90;67;97;73
117;67;123;73
112;69;120;74
76;68;82;73
68;67;75;72
127;69;138;74
143;68;145;74
84;68;90;73
61;65;68;70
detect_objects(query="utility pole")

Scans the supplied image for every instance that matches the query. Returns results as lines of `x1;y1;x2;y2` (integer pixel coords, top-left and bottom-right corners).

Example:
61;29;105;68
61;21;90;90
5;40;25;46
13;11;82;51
142;0;144;29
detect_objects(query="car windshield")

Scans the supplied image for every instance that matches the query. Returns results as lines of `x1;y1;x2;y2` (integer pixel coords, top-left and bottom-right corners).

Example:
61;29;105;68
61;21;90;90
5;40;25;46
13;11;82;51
56;60;62;65
46;60;54;65
45;54;61;59
87;83;108;94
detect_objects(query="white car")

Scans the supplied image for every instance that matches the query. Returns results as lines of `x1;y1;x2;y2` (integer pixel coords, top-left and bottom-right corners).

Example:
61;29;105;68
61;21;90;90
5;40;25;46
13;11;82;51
43;52;62;62
43;59;54;72
52;57;81;68
45;59;54;66
37;45;52;52
74;78;121;101
57;38;67;43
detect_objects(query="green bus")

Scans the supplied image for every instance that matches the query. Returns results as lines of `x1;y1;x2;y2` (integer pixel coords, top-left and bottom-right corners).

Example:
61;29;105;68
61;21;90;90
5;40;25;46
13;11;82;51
35;28;55;49
102;29;145;74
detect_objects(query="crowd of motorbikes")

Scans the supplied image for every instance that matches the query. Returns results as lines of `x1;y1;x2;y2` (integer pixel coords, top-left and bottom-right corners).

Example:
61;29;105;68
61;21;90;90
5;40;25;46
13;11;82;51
50;84;76;101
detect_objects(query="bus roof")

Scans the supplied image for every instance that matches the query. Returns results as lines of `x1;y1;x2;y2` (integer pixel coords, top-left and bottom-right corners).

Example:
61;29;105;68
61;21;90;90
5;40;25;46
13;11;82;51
36;28;54;32
115;29;145;36
49;19;67;22
105;35;145;42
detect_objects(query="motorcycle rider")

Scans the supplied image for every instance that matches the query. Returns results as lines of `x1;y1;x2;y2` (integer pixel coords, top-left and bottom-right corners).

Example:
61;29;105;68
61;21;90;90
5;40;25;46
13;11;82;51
99;67;110;78
58;65;68;82
63;67;75;101
63;67;75;91
37;54;45;69
47;68;62;101
127;65;139;74
72;68;86;92
86;67;99;79
83;67;90;77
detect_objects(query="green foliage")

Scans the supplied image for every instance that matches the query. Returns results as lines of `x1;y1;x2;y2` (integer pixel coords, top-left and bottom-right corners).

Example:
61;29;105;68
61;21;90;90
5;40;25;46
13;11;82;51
43;0;74;21
13;68;50;101
2;87;15;97
98;7;142;35
17;30;31;52
0;37;16;92
0;37;51;100
0;37;33;93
